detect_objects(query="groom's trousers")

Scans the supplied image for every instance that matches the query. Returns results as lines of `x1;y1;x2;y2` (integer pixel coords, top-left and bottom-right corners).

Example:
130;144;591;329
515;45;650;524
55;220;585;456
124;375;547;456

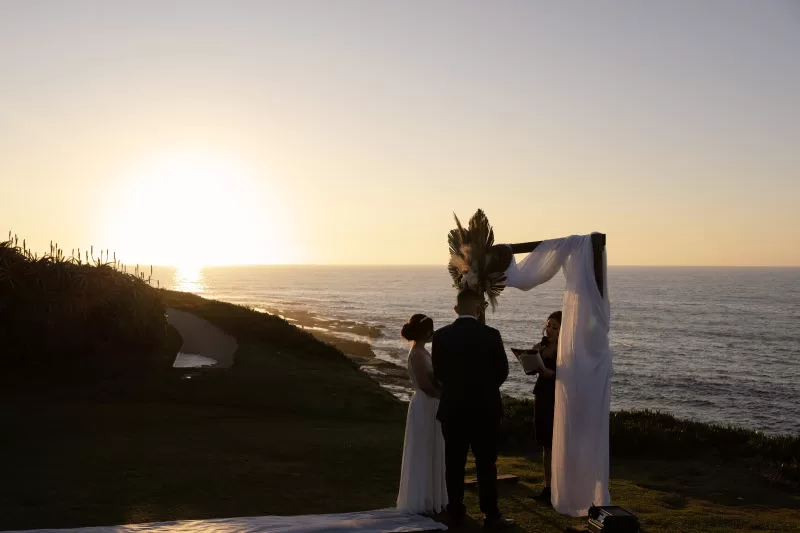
441;418;500;519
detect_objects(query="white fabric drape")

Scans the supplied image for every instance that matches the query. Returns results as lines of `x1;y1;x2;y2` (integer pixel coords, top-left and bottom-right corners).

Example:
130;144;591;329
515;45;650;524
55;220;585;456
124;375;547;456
505;234;612;517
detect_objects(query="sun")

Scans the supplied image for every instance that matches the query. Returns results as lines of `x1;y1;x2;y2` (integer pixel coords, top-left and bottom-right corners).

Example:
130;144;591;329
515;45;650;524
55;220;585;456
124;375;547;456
108;150;291;267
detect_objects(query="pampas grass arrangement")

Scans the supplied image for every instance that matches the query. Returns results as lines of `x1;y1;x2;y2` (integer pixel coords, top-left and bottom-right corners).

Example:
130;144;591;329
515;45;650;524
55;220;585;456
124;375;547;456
447;209;507;311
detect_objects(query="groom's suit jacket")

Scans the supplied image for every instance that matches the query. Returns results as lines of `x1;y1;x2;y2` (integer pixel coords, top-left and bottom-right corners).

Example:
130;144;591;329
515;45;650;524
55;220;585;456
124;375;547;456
432;317;509;424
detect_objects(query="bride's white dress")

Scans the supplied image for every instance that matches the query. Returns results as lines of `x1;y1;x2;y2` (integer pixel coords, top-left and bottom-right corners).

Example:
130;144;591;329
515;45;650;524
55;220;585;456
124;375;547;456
396;347;448;514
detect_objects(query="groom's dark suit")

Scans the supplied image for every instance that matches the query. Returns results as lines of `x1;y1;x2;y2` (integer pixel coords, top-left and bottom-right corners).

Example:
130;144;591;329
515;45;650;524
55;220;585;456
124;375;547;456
432;316;509;520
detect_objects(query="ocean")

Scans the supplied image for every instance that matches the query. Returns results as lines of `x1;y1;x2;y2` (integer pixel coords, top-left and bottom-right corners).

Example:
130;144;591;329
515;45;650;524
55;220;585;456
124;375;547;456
154;265;800;436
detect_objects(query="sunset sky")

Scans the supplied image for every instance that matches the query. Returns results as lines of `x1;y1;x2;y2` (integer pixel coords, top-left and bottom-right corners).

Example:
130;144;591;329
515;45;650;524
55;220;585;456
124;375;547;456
1;1;798;267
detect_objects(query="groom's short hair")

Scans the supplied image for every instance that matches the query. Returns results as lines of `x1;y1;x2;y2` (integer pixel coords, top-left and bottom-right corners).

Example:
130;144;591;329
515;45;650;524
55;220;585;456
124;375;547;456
457;288;482;308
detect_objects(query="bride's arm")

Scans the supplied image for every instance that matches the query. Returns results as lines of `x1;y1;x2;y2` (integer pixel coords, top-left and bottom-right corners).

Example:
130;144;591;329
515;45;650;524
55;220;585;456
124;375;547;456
411;352;441;399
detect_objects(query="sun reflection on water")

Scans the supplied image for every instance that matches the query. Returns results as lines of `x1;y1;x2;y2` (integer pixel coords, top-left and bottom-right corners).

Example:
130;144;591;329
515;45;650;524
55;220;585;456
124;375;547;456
172;265;207;294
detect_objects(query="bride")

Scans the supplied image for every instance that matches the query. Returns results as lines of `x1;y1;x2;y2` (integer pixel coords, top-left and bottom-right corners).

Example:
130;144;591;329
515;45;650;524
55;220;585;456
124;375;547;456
396;314;448;515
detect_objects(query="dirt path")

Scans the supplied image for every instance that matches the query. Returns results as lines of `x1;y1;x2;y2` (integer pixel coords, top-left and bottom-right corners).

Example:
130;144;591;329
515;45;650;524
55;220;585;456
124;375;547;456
166;307;238;368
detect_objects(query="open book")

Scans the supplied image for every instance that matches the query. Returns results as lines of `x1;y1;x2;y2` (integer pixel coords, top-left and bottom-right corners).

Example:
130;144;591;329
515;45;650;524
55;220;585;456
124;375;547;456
511;348;545;375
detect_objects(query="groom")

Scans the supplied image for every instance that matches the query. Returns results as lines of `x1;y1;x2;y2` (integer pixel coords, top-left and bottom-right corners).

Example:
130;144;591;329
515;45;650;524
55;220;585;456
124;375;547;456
432;288;514;530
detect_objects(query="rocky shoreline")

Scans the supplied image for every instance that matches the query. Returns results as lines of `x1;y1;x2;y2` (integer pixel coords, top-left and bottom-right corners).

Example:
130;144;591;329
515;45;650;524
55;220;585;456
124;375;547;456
257;305;413;400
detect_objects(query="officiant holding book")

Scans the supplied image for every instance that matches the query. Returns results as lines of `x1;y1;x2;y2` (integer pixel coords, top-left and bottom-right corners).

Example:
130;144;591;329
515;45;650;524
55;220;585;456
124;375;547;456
513;311;561;505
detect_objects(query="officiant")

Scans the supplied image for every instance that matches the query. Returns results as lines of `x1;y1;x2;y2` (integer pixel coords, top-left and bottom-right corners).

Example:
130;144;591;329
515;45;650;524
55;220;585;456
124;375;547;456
529;311;561;505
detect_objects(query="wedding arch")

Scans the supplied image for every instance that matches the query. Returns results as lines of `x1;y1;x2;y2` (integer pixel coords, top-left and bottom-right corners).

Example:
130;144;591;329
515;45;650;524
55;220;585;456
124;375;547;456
447;210;611;517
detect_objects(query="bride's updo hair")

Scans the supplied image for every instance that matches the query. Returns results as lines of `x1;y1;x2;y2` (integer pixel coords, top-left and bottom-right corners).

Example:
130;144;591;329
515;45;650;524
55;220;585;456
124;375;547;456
401;314;434;342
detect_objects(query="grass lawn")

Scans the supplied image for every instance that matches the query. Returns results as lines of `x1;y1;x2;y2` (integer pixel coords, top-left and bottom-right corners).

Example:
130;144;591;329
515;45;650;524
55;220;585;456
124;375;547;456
1;402;404;529
472;455;800;532
1;291;798;532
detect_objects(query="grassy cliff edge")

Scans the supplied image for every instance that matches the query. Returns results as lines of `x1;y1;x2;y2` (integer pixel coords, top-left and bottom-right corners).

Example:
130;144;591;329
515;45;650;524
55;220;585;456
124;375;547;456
1;291;798;532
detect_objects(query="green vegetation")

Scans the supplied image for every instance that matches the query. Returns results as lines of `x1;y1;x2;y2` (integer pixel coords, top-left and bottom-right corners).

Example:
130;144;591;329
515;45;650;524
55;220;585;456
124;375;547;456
1;286;798;532
502;398;800;486
0;290;406;531
0;235;166;373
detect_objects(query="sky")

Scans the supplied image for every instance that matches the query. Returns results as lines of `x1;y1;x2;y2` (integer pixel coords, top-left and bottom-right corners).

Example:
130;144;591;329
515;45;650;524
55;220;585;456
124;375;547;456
1;0;798;267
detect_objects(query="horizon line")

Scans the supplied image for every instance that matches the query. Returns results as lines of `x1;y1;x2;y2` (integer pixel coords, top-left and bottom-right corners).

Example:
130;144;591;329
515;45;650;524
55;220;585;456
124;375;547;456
152;263;800;269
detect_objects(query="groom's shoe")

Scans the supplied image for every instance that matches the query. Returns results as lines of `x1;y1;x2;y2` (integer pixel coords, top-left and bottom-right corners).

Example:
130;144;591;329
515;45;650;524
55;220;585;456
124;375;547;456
445;503;467;527
483;514;515;530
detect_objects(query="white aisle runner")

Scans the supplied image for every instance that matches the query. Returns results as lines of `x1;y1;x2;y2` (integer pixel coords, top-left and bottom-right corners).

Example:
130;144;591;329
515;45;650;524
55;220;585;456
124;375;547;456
3;509;447;533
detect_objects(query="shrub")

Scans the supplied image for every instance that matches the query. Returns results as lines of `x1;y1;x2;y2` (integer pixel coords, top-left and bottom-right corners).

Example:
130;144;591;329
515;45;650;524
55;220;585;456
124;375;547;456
0;235;167;373
500;396;799;484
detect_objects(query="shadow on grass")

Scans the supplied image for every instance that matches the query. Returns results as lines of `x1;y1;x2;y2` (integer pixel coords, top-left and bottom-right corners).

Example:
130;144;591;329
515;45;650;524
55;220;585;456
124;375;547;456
612;457;800;510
